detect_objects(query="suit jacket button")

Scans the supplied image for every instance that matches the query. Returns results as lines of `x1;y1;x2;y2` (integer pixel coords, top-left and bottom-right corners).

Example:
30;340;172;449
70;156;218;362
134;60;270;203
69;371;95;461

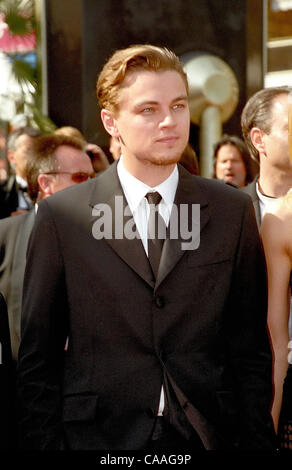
155;296;164;308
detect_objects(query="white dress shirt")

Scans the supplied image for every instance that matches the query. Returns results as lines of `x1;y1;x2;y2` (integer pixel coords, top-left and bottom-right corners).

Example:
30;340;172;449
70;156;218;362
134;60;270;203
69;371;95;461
117;156;178;253
256;181;279;219
117;155;179;415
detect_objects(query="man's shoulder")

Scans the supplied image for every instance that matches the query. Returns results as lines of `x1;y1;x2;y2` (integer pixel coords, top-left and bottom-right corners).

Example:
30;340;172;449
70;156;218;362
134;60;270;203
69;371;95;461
0;211;29;231
38;166;115;218
191;174;251;205
241;179;257;198
0;212;30;250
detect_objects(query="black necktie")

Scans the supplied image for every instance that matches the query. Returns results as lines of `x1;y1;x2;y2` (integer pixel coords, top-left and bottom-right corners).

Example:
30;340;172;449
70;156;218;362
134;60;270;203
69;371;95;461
18;186;33;210
146;191;167;279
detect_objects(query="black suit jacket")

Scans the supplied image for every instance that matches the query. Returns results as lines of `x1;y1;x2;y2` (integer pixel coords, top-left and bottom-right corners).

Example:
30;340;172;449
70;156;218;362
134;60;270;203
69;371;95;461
0;175;33;219
17;163;275;450
0;292;15;449
0;210;35;360
241;179;261;228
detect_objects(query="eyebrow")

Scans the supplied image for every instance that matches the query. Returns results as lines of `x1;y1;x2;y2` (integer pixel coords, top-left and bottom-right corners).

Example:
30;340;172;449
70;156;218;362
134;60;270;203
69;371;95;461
134;95;188;110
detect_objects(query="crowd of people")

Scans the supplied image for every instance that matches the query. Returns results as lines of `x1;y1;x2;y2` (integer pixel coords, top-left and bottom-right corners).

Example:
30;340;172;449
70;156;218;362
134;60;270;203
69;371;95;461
0;43;291;452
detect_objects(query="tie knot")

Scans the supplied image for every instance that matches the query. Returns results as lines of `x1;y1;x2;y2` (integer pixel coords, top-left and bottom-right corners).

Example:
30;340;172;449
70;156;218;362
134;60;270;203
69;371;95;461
146;191;162;206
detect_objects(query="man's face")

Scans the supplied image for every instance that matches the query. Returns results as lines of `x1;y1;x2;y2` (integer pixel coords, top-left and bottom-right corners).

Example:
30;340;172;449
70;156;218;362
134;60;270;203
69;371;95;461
215;144;247;188
46;145;94;195
9;134;33;179
110;70;190;168
262;93;290;170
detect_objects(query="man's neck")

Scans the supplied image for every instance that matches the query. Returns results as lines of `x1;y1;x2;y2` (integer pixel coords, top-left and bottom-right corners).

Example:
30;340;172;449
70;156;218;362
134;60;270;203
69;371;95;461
122;156;176;187
258;167;292;198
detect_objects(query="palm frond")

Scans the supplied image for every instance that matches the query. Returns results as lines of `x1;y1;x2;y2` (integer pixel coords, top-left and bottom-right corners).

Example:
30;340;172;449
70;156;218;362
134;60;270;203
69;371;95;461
0;0;57;131
0;0;35;35
9;55;36;88
26;102;57;133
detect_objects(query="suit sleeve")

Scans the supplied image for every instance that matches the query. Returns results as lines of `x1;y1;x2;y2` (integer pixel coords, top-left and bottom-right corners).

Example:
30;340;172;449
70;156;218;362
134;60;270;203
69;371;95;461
17;200;68;449
0;292;15;449
226;196;276;449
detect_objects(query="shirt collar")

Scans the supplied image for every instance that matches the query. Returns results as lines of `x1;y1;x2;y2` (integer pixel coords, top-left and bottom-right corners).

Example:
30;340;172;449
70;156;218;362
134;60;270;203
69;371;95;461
117;155;178;213
256;180;278;218
16;174;27;189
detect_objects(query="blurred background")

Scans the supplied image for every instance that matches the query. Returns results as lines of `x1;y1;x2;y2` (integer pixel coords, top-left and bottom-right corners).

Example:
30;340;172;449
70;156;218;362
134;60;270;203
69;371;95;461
0;0;291;175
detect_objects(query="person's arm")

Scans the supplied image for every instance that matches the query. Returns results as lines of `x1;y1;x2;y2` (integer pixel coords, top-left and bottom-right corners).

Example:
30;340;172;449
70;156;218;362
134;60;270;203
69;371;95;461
226;196;276;449
260;211;291;432
0;292;15;449
17;200;68;449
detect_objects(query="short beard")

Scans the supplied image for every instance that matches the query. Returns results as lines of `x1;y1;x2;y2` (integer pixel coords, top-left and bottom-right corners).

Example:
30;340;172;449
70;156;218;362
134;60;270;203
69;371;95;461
144;153;182;167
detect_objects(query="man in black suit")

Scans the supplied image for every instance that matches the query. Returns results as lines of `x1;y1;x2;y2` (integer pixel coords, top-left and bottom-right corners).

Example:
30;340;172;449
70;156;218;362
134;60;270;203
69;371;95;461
0;126;42;219
0;134;94;361
241;86;291;228
17;45;276;450
0;292;15;449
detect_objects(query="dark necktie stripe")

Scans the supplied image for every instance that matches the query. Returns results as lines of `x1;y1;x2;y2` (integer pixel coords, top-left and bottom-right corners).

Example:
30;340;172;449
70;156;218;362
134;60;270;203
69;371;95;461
146;191;166;279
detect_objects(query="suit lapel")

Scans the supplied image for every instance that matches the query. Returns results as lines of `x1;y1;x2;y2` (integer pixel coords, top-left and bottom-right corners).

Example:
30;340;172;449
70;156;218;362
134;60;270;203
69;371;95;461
242;179;261;228
250;180;261;228
89;164;210;290
89;163;154;288
155;166;210;290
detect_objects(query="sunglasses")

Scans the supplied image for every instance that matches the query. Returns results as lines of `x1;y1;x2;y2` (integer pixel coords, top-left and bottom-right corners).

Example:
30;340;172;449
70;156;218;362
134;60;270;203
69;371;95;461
44;171;96;183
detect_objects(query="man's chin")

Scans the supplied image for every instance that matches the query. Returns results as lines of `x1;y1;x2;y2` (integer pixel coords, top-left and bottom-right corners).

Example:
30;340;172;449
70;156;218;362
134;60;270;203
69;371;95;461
150;154;181;166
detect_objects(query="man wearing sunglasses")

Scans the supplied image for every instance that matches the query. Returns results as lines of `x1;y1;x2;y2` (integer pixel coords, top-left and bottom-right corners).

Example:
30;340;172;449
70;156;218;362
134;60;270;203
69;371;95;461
0;133;94;364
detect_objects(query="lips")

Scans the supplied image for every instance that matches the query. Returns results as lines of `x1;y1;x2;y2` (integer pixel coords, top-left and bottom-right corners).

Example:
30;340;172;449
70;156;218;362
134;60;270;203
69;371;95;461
156;136;178;143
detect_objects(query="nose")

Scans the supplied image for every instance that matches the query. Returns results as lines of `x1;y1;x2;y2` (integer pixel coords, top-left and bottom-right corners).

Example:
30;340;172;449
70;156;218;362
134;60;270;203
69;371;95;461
159;111;175;128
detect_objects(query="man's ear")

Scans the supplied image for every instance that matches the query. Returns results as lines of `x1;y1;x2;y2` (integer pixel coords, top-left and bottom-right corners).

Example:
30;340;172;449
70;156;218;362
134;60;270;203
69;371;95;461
250;127;266;155
100;109;120;138
37;174;52;198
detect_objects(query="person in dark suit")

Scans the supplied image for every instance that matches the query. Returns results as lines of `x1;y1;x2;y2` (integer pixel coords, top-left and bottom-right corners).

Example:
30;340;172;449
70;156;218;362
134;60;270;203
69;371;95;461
17;44;276;451
0;134;94;361
0;292;15;449
241;86;292;228
0;126;42;219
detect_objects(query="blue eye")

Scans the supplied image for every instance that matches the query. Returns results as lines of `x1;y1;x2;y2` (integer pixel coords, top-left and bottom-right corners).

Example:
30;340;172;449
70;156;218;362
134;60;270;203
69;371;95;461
142;107;154;114
173;103;184;110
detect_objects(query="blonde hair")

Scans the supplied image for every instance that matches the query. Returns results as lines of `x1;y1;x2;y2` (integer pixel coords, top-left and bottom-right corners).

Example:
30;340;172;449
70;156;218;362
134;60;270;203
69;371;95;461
97;44;188;112
54;126;86;143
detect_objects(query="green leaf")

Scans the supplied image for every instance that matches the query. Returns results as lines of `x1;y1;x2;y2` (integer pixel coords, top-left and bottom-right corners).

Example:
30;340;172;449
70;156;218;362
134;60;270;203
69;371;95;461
0;0;35;35
26;102;57;133
10;56;36;87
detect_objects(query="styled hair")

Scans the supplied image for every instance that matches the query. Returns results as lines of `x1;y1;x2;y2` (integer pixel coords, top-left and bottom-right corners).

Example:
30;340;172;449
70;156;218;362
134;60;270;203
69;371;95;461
26;134;85;202
212;134;258;185
241;86;291;162
54;126;86;143
7;126;42;151
96;44;188;112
